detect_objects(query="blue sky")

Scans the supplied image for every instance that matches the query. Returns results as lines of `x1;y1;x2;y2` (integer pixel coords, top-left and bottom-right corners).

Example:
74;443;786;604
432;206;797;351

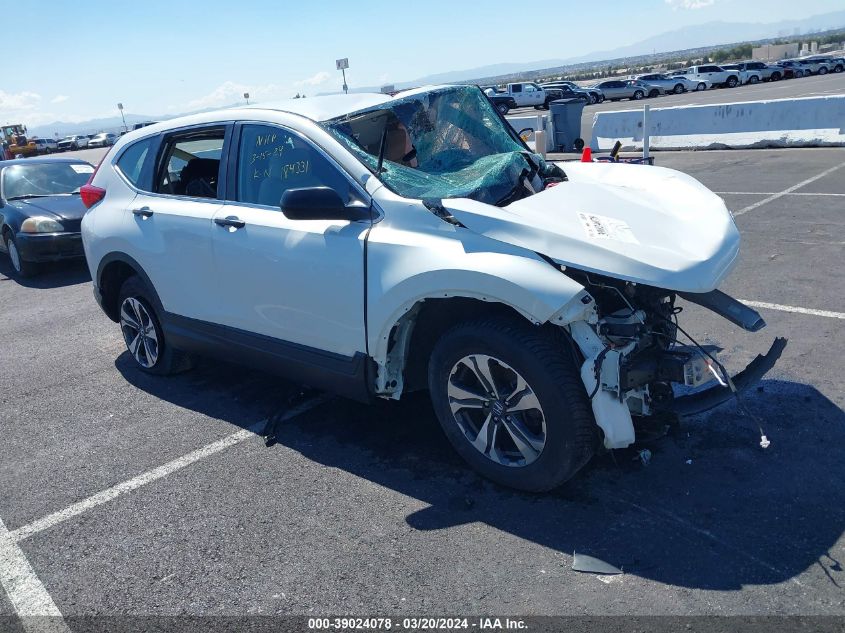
1;0;842;127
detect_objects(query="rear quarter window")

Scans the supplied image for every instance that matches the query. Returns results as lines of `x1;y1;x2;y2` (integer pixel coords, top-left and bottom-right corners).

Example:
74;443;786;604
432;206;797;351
115;137;153;189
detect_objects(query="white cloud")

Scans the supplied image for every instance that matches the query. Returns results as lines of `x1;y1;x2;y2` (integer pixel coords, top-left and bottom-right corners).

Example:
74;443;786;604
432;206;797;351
51;95;69;104
184;80;291;110
0;90;42;112
295;71;331;87
665;0;715;9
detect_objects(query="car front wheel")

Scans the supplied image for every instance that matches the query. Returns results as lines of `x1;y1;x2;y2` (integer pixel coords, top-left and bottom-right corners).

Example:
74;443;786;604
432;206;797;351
4;231;38;278
428;318;598;491
697;82;707;91
726;76;739;88
118;276;192;375
673;84;685;94
496;103;509;115
633;90;644;100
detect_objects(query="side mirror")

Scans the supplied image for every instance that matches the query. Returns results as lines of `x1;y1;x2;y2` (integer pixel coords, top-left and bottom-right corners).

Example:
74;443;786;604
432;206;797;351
280;186;370;222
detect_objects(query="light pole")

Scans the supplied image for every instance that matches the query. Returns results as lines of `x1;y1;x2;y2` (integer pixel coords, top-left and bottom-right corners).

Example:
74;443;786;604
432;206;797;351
117;103;127;133
244;92;250;105
336;58;349;94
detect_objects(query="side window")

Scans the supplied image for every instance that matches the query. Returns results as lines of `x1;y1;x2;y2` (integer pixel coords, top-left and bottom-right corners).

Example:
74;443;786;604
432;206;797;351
236;124;352;208
155;130;225;198
115;137;153;188
511;84;522;93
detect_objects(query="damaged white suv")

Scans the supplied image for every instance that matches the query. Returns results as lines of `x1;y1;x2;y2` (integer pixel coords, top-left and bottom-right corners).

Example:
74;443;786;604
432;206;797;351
81;85;785;491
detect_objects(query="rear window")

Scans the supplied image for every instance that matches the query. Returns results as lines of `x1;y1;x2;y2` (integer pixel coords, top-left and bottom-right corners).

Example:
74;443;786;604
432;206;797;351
116;137;153;188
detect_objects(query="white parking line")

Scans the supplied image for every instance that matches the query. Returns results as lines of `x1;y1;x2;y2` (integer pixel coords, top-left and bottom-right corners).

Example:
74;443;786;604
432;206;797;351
717;192;845;197
741;300;845;320
10;394;333;543
734;161;845;216
0;518;70;632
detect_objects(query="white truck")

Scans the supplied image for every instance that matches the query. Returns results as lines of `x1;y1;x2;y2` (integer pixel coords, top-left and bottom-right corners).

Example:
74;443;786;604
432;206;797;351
484;82;546;109
721;63;764;85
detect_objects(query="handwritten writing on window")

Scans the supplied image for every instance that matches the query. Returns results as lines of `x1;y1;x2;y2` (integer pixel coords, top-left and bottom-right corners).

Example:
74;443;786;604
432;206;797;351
252;160;311;180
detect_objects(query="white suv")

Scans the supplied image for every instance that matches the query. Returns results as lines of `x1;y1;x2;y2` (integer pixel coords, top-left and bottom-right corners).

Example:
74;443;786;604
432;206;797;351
80;85;784;491
681;65;741;88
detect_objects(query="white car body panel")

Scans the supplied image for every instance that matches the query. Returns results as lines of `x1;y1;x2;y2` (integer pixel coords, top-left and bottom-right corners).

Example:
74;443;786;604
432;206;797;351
210;202;368;357
440;162;740;294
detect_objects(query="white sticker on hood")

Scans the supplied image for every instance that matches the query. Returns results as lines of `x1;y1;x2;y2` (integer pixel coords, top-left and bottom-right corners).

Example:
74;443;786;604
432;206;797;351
70;164;95;174
578;212;639;245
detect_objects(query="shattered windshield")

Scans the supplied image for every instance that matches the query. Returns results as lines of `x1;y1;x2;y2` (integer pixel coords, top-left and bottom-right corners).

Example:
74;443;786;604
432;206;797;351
322;86;557;206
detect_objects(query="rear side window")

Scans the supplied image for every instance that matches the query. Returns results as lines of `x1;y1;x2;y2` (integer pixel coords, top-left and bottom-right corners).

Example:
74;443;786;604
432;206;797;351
116;138;153;188
155;131;225;199
235;124;352;207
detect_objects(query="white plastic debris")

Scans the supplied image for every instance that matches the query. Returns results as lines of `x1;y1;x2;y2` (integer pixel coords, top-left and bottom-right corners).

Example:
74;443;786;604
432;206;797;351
685;459;693;465
636;449;652;466
760;435;771;449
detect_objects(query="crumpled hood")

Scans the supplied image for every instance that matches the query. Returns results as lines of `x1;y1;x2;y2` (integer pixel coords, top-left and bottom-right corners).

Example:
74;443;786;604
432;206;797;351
442;162;740;293
12;195;87;222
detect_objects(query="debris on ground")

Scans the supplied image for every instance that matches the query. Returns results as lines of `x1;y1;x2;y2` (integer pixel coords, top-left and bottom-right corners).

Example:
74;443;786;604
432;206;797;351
572;553;623;575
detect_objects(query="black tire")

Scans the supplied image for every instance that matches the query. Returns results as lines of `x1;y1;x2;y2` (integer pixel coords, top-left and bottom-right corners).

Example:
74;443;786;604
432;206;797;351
589;93;598;104
428;318;599;492
697;82;707;91
648;89;660;98
117;276;192;375
748;75;760;84
819;67;828;75
770;72;781;81
796;70;804;78
834;65;843;73
673;83;685;94
726;76;739;88
496;103;509;115
597;94;605;103
633;90;644;100
4;231;38;278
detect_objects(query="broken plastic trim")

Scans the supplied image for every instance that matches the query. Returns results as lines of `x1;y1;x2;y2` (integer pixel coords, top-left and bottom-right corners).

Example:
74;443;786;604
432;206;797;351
679;289;766;332
669;337;787;416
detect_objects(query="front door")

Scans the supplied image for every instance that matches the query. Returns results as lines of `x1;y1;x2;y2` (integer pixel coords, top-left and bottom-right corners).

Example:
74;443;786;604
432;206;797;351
210;122;369;359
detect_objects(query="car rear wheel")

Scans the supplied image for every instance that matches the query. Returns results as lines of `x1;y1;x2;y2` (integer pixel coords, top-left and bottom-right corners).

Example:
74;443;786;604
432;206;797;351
648;89;660;98
633;90;644;100
117;276;192;375
796;70;804;78
589;94;598;104
4;232;38;278
819;67;828;75
749;75;760;84
726;76;739;88
673;84;685;94
697;82;707;91
428;318;599;491
771;72;781;81
496;103;509;115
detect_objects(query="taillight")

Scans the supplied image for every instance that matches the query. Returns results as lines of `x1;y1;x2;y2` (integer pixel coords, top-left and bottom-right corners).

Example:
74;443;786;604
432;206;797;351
79;154;107;209
80;183;106;208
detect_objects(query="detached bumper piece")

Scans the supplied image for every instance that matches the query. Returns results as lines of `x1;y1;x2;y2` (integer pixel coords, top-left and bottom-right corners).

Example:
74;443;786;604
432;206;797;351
670;337;788;416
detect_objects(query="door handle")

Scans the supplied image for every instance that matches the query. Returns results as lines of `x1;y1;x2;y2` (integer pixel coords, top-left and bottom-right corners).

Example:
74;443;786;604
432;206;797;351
132;206;153;218
214;216;246;229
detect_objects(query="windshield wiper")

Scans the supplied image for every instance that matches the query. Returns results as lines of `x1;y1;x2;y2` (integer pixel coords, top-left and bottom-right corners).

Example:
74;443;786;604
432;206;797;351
7;194;51;201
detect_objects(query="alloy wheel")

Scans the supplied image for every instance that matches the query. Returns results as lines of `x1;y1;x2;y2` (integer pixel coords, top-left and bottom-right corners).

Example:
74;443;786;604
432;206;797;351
447;354;547;468
120;297;159;368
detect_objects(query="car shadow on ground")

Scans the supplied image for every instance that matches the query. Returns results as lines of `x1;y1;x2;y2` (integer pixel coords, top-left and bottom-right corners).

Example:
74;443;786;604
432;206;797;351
0;257;90;288
117;353;844;591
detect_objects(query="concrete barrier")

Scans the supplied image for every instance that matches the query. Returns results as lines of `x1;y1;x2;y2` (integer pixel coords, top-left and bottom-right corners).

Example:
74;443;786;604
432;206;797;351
506;114;554;152
591;95;845;151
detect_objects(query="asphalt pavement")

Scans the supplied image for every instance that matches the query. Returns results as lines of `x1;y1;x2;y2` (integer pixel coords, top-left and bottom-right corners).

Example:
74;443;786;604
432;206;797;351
1;147;844;625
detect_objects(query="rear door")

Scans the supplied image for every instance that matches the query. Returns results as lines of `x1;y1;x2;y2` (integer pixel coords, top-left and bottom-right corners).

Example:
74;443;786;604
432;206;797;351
126;124;231;324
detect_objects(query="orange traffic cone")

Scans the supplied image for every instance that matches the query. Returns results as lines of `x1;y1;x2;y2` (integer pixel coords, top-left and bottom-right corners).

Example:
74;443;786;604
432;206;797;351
581;147;593;162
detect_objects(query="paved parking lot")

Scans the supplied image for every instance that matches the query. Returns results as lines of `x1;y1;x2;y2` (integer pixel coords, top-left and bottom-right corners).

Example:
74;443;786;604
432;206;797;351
507;71;845;143
1;147;844;627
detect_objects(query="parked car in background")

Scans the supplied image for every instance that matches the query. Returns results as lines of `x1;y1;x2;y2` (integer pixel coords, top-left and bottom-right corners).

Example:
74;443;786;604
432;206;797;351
486;92;517;115
542;81;603;104
829;57;845;73
721;64;764;85
591;79;647;101
88;132;118;148
79;84;783;491
484;83;546;109
793;58;829;75
57;135;90;151
132;121;159;131
32;138;58;155
775;60;805;78
0;157;93;277
538;82;592;105
627;79;665;98
680;65;741;88
733;61;783;81
636;73;690;94
668;70;713;91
